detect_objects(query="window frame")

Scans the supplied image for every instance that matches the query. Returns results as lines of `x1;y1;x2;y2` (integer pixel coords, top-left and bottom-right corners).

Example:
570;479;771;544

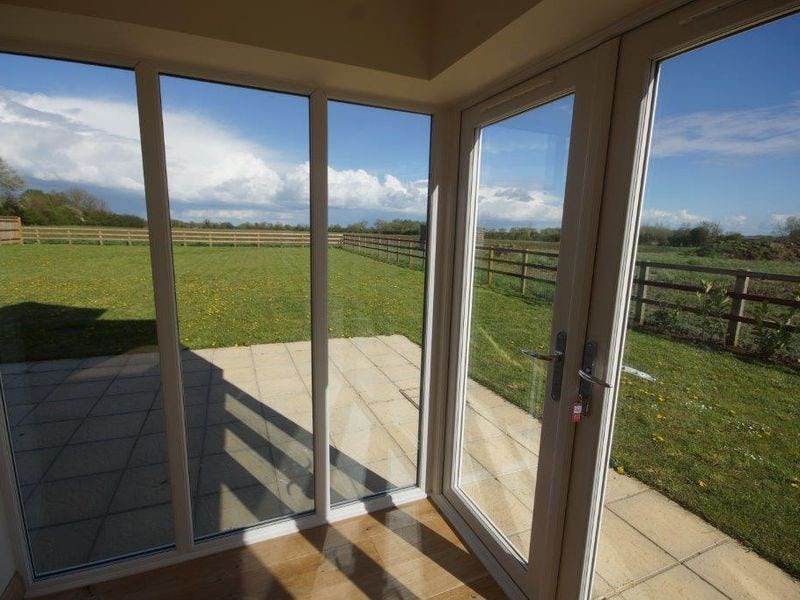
0;54;437;595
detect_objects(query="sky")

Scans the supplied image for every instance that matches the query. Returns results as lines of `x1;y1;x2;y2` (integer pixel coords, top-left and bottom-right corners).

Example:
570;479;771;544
0;11;798;232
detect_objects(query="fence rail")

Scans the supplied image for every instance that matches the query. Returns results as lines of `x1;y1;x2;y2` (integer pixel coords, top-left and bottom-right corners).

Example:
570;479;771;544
340;234;800;341
20;226;343;246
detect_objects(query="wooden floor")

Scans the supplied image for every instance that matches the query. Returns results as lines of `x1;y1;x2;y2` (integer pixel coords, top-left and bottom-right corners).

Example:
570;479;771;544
41;500;506;599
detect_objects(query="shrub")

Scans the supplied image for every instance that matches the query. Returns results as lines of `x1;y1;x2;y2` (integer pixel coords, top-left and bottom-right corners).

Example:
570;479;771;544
751;299;799;359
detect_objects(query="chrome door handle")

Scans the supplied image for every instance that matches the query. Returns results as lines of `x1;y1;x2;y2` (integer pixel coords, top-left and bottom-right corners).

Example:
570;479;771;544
522;330;567;401
621;365;657;382
578;368;613;389
522;348;563;363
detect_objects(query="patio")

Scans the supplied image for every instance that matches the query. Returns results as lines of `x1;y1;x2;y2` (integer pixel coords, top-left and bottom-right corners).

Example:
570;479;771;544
1;336;798;598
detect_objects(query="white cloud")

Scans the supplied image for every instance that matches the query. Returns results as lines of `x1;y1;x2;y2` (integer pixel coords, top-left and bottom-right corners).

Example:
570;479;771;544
0;90;144;191
652;100;800;158
0;88;429;219
477;186;563;225
641;208;705;227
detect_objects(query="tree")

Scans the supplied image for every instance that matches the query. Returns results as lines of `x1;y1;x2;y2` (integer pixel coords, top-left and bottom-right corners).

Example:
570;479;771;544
776;216;800;244
61;188;109;213
0;157;24;201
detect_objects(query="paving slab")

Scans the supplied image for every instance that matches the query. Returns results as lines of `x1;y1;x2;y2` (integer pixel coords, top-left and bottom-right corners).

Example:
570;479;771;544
685;542;800;600
609;490;729;561
594;510;674;590
619;565;727;599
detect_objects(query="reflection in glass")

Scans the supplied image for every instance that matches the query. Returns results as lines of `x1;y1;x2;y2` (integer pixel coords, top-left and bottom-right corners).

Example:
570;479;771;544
457;95;574;560
0;54;172;573
594;14;800;596
160;76;313;537
327;101;431;504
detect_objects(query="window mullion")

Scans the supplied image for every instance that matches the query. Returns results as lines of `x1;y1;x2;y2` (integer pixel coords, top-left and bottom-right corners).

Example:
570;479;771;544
135;62;194;552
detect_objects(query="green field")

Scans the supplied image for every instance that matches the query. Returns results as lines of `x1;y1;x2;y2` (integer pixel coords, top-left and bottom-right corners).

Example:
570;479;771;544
1;243;798;577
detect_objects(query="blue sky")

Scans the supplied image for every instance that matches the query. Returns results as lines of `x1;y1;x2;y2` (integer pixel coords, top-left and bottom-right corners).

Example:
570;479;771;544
475;95;573;228
0;10;798;232
644;11;800;233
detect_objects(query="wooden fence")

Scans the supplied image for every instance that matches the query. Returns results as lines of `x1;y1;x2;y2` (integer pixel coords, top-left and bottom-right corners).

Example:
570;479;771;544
20;226;343;246
340;234;800;342
0;216;21;245
12;227;800;341
340;233;426;267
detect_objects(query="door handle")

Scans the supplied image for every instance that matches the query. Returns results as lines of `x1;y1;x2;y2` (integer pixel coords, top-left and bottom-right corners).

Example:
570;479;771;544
578;368;612;388
620;365;657;382
574;341;613;421
522;348;563;362
521;330;566;401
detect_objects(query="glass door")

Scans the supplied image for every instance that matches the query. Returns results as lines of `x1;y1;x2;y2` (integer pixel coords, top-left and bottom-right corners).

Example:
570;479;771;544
443;43;618;595
560;3;800;599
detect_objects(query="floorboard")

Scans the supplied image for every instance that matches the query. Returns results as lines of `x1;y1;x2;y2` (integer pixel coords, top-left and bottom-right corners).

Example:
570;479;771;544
39;499;507;599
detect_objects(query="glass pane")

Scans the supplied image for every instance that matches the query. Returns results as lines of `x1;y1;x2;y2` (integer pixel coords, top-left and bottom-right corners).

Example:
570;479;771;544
456;96;574;561
0;55;172;573
594;14;800;597
160;76;312;538
327;101;431;504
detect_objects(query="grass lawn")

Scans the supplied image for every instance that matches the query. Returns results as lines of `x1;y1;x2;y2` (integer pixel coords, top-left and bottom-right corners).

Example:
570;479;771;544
1;243;798;577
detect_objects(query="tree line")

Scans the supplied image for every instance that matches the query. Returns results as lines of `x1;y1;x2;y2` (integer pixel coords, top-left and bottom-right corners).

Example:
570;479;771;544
1;158;146;228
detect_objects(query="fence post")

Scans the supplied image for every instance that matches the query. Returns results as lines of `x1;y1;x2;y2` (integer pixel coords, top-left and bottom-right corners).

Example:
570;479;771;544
487;248;495;287
127;230;132;246
36;228;40;244
67;229;72;245
408;240;412;267
633;263;649;325
208;231;212;247
99;230;104;246
726;273;750;347
520;250;529;295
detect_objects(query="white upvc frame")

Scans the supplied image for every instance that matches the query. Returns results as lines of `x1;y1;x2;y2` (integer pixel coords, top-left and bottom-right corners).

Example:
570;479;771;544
558;1;800;599
0;47;439;597
440;41;619;598
135;63;195;554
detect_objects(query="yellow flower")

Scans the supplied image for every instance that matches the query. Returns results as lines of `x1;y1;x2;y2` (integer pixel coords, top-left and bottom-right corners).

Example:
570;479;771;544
615;465;624;475
698;480;707;488
656;414;666;420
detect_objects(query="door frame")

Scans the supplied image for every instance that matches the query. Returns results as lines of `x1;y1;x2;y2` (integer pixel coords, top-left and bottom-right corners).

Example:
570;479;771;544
440;40;619;598
558;1;800;598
